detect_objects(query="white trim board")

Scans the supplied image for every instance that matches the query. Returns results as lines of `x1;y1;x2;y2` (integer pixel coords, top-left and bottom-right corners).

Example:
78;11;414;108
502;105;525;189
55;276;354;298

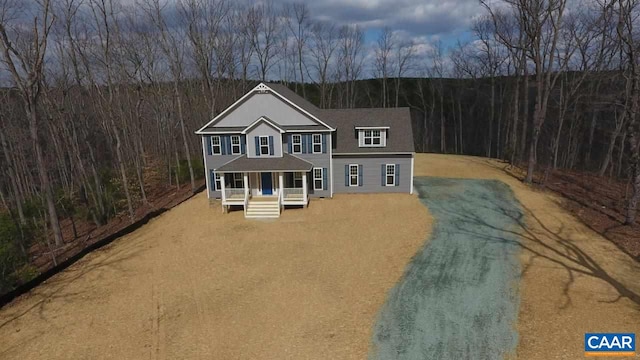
195;82;335;134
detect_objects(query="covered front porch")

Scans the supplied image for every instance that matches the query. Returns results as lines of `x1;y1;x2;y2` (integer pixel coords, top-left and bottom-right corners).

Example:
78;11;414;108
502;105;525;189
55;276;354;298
215;154;313;217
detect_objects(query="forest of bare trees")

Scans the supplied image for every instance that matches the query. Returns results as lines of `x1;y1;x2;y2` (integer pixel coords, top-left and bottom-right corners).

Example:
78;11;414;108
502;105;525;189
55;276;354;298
0;0;639;293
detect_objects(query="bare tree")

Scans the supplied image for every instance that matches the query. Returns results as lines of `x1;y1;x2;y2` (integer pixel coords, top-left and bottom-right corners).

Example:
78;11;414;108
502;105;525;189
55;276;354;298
0;0;64;245
283;2;311;97
375;27;395;108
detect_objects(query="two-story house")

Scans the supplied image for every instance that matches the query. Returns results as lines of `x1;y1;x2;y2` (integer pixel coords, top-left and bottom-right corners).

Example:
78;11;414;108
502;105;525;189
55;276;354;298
195;83;415;218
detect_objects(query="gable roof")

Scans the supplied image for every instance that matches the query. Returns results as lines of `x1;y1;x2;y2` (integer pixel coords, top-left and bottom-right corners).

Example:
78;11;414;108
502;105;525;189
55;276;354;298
241;116;285;134
321;108;415;153
195;83;334;134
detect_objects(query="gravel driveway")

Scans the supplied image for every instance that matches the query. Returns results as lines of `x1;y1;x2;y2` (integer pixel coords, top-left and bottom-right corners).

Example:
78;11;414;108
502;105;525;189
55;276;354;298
370;177;523;360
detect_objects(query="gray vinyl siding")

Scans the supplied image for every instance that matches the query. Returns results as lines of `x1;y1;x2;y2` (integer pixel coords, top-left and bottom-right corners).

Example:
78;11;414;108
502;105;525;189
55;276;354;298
246;122;283;158
332;154;413;194
215;93;317;127
204;152;242;198
283;135;331;197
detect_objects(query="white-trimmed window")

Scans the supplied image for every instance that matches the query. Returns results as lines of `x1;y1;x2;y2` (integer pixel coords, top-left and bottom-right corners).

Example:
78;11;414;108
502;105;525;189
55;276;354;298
349;164;359;187
312;134;322;153
385;164;396;186
231;135;241;155
360;129;386;147
260;136;269;155
214;173;222;190
232;173;244;188
363;130;381;145
313;168;323;190
211;136;221;155
294;172;303;188
292;134;302;154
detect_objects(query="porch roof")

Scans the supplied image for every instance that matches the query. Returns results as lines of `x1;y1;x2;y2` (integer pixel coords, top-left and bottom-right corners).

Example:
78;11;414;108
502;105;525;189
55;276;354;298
215;154;314;172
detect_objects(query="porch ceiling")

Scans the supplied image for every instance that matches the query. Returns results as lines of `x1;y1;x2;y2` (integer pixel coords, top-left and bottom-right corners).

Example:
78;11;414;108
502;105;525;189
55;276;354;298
215;154;313;173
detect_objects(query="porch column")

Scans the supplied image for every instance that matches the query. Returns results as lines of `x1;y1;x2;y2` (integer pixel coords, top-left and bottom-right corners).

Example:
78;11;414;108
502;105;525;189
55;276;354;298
244;172;249;198
220;172;226;213
279;172;284;199
302;172;308;207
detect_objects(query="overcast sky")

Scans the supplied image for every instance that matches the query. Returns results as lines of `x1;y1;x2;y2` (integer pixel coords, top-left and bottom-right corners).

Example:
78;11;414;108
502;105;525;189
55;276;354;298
277;0;482;48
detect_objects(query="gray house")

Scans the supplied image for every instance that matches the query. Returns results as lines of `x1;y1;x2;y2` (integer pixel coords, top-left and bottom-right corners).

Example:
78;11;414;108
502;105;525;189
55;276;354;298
195;82;415;218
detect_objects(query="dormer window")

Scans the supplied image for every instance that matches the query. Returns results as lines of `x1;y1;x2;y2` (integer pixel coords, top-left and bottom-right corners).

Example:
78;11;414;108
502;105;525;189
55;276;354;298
358;127;388;147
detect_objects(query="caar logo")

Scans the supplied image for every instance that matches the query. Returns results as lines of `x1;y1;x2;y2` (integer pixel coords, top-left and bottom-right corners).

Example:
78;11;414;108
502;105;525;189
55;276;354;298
585;333;635;357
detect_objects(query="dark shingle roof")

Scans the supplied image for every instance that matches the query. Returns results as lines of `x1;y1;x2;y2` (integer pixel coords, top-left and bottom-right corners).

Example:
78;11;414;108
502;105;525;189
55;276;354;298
321;108;415;153
266;83;325;120
216;154;314;172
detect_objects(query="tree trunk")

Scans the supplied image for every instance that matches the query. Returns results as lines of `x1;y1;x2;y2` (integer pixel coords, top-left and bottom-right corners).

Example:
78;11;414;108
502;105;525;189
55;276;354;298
28;103;64;247
175;82;196;193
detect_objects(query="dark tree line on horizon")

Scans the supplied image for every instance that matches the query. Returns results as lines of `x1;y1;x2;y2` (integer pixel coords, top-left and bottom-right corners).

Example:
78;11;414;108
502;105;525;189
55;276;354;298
0;0;639;292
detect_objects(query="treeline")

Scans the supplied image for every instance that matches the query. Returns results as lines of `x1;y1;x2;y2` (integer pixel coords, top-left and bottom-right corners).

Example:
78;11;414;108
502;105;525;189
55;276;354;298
0;0;639;292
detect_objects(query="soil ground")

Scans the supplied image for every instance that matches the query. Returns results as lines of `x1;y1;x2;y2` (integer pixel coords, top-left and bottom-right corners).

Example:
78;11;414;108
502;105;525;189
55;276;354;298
0;187;430;359
415;154;640;359
0;154;638;359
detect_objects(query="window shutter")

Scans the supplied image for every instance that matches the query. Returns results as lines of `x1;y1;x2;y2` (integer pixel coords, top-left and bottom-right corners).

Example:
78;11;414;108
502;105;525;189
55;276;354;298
287;134;292;153
220;136;226;155
395;164;400;186
322;168;327;190
241;135;246;154
322;134;327;154
226;136;232;155
302;134;308;154
307;134;313;153
381;164;385;186
358;165;363;186
206;136;212;156
268;135;274;155
254;136;260;157
344;165;348;186
210;170;216;191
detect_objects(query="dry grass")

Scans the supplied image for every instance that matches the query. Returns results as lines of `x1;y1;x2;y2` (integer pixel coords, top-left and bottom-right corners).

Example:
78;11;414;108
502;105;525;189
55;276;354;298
415;154;640;359
0;190;431;360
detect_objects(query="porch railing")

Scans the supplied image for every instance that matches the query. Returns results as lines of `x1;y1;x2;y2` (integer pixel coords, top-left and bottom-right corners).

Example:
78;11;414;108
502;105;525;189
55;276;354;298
282;188;304;198
224;188;245;200
244;190;249;217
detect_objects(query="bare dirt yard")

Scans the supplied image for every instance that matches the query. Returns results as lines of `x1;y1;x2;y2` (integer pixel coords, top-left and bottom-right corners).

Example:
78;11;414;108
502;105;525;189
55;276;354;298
0;186;430;359
1;154;639;360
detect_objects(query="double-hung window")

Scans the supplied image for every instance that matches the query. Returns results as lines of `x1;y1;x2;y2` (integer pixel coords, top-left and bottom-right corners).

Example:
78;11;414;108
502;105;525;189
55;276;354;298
312;134;322;153
349;164;359;187
214;173;222;190
292;134;302;154
232;173;244;188
260;136;269;155
313;168;323;190
231;135;241;155
211;136;221;155
385;164;396;186
294;172;303;188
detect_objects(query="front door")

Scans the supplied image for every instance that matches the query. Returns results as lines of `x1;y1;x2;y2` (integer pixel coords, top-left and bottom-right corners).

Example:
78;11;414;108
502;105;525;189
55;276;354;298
261;172;273;195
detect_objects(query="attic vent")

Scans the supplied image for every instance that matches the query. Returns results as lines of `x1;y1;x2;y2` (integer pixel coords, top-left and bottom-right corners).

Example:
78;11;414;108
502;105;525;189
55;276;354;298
255;83;269;93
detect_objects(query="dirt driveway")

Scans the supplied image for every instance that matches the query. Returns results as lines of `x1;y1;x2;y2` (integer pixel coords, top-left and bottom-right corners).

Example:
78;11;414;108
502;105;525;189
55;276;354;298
415;154;640;359
0;190;430;359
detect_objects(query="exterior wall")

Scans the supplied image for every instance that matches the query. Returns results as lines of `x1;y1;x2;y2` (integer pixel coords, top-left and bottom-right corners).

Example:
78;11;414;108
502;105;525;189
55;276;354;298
246;122;283;158
215;93;316;127
204;150;242;198
332;154;413;194
282;134;331;197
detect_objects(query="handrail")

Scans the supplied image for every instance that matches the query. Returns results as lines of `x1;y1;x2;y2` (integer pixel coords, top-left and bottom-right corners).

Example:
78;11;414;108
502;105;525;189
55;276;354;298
278;190;283;214
243;190;249;217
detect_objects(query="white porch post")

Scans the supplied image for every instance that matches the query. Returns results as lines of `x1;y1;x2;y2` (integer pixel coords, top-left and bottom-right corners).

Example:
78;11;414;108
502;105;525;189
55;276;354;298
244;172;249;198
302;172;308;207
220;172;226;213
279;172;284;197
